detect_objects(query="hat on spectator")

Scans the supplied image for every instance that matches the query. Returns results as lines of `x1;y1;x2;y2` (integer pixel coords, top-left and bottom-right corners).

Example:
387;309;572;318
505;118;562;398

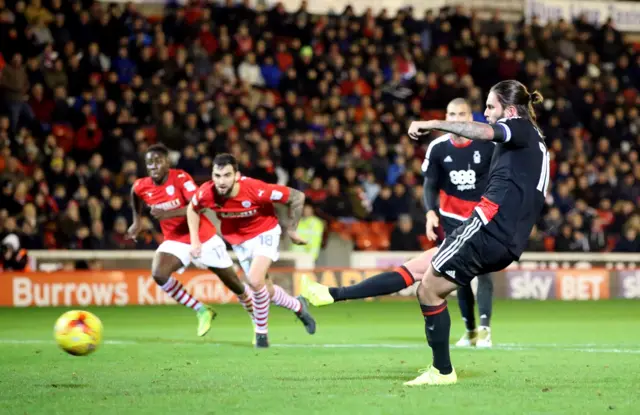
2;234;20;251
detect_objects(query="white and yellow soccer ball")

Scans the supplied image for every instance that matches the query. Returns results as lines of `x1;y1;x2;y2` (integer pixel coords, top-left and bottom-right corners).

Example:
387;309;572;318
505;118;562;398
54;310;103;356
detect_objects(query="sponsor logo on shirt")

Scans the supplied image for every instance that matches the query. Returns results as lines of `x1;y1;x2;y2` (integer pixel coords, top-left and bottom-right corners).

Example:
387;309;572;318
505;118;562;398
150;199;181;211
219;209;258;218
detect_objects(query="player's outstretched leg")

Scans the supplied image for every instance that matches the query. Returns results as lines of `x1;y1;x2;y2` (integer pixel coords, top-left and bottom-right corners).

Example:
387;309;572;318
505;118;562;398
300;249;437;306
211;266;254;320
476;273;494;348
152;252;216;337
266;278;316;334
455;285;477;347
404;267;459;387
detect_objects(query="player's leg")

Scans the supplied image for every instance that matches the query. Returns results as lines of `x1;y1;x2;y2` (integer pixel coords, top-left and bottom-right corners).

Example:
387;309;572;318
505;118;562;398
404;267;460;386
215;266;255;318
441;217;477;347
300;248;437;306
152;241;215;337
265;275;316;334
405;216;487;386
244;255;273;348
248;226;316;336
476;273;494;348
199;235;255;320
455;284;478;347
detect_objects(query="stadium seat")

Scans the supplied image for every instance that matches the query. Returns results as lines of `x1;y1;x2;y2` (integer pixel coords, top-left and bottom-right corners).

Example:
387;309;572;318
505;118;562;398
544;236;555;252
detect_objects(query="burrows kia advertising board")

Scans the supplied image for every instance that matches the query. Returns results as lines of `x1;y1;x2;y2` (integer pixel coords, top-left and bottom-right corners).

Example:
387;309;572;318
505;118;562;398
0;268;638;307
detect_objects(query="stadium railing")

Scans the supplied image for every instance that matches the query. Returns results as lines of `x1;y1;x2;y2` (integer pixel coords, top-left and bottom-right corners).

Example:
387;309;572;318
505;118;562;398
29;250;316;271
29;250;640;272
351;252;640;270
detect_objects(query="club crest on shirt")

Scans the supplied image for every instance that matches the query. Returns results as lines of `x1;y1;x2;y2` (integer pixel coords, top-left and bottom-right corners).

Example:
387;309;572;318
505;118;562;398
166;185;175;196
242;200;252;208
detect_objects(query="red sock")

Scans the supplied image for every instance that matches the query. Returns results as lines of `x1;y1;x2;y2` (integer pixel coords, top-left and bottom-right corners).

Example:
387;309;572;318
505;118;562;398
252;286;270;334
271;285;302;313
239;283;254;316
161;277;203;311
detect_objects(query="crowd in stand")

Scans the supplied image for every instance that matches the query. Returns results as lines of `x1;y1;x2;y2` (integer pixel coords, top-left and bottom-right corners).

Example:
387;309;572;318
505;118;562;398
0;0;638;270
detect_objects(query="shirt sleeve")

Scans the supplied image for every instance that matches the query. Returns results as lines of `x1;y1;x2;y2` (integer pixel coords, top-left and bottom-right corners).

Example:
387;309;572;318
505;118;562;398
191;183;213;212
494;118;538;148
132;179;144;197
176;171;198;200
421;140;442;212
250;179;291;205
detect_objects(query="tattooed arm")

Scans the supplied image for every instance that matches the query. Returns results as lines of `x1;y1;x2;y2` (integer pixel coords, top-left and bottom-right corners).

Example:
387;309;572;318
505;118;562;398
282;188;307;245
408;120;494;141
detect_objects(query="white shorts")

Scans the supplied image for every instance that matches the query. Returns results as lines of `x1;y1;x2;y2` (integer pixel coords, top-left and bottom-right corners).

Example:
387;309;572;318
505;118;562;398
156;235;233;273
231;225;281;275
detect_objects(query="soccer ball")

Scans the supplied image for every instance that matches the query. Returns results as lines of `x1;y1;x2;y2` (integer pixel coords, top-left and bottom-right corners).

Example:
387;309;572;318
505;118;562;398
54;310;103;356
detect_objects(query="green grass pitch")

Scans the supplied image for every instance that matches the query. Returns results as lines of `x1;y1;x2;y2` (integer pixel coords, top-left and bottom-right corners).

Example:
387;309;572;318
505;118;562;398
1;300;639;415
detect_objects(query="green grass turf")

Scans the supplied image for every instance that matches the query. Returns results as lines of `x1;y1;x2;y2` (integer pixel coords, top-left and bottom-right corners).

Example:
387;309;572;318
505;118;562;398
1;300;639;415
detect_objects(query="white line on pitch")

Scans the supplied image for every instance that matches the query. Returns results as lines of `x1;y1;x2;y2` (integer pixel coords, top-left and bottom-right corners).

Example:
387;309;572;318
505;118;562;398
1;339;639;354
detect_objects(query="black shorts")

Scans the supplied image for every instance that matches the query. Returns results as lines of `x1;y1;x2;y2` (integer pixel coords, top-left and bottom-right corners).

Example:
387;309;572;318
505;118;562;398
431;214;516;286
441;215;463;236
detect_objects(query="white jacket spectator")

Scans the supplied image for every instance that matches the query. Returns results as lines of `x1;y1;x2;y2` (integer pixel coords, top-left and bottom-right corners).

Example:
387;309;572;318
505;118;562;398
238;53;264;87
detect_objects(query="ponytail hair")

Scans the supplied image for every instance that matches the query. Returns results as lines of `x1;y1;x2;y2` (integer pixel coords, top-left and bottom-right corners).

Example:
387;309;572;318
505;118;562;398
528;90;544;122
491;80;543;127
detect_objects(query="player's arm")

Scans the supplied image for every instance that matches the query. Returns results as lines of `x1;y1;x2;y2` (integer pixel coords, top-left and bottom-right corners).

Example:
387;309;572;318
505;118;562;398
282;188;306;237
186;185;211;258
126;183;144;240
409;120;494;141
150;206;187;220
186;201;202;257
421;145;442;241
255;180;307;245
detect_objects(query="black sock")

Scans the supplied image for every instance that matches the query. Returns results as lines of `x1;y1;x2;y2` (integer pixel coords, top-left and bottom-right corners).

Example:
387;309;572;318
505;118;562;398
419;300;452;375
456;284;476;331
328;266;413;302
477;274;493;327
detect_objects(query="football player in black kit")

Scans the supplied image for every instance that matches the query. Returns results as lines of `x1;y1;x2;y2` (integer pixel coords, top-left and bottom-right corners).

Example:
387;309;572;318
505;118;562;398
422;98;496;349
299;99;496;347
403;80;549;386
301;80;549;386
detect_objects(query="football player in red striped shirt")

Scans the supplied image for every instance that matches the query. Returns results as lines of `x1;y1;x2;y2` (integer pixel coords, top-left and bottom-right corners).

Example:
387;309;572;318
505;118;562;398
188;153;316;348
127;145;254;337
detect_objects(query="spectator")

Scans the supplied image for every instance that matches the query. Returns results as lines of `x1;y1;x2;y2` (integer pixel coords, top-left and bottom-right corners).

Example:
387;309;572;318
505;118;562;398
527;225;546;252
321;177;354;222
156;110;183;152
290;204;325;262
389;215;421;251
613;227;639;253
0;233;29;271
1;54;33;131
108;216;136;249
238;53;264;87
0;1;637;255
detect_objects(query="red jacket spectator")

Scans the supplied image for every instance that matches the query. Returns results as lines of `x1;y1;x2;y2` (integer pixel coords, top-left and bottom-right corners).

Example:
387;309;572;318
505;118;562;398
199;23;218;55
75;116;103;152
28;85;55;123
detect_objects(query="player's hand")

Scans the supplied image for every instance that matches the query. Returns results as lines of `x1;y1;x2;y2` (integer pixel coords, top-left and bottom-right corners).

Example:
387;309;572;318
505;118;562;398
126;221;142;241
150;207;170;220
287;230;307;245
408;121;435;140
425;210;440;242
190;241;202;258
